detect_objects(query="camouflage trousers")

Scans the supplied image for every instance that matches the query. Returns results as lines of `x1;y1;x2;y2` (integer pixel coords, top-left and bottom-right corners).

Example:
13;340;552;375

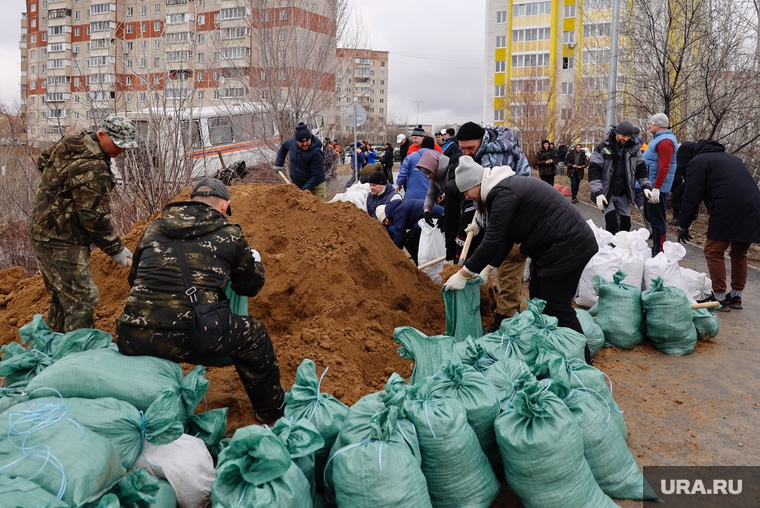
115;315;284;413
32;238;99;333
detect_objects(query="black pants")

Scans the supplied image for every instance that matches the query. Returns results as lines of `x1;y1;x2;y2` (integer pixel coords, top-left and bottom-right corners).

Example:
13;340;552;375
529;264;585;335
644;195;668;256
116;316;284;412
671;177;684;220
402;227;422;264
540;174;555;186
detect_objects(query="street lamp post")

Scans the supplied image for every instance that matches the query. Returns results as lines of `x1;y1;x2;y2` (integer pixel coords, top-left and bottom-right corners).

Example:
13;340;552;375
412;100;425;125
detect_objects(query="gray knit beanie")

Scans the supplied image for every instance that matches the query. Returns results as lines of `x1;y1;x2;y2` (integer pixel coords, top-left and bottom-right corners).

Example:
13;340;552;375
455;156;484;192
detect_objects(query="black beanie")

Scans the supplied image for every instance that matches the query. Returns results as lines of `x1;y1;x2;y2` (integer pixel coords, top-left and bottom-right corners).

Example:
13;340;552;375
368;171;387;185
421;136;436;149
457;122;486;141
295;122;311;142
541;139;550;147
411;125;426;137
676;141;697;168
615;120;635;137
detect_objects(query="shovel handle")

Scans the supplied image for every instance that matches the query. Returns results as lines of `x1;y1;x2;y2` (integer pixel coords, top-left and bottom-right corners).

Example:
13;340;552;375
418;255;446;270
690;301;721;309
275;169;291;184
459;212;480;264
125;258;132;268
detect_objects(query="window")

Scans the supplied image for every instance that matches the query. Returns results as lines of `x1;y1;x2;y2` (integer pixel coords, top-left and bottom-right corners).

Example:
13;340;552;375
564;5;576;18
221;27;248;39
511;53;550;67
31;19;37;28
74;28;79;36
197;14;205;25
495;85;505;97
154;21;161;32
127;41;133;50
166;13;190;24
48;25;68;35
513;2;551;16
496;10;507;23
563;31;575;44
139;58;146;67
208;116;233;144
154;39;160;49
198;33;205;43
89;3;111;15
41;16;47;25
126;59;132;68
512;28;551;42
495;60;506;72
31;49;36;58
197;90;204;100
379;98;384;103
278;29;285;40
562;56;575;69
281;89;287;99
280;9;287;20
583;22;611;38
31;34;37;43
496;35;506;48
31;3;37;12
165;50;192;62
197;71;204;81
74;10;80;19
140;41;147;50
213;13;219;23
140;5;147;15
154;57;160;65
582;48;611;64
197;52;204;62
30;81;36;90
216;47;250;59
155;3;160;13
220;7;245;20
42;33;47;41
126;76;132;85
494;109;505;122
126;24;133;34
561;82;573;94
139;92;146;103
141;23;147;32
127;7;133;16
263;11;270;22
89;21;113;32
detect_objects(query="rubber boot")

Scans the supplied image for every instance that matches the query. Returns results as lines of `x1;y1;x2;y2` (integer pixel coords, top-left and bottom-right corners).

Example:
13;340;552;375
483;313;507;334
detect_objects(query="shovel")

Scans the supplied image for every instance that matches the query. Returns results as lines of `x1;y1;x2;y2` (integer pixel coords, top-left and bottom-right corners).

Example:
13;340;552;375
418;211;480;270
274;167;292;185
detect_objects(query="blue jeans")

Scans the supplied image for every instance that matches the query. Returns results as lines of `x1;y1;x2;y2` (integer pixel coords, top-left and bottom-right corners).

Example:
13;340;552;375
644;194;668;256
570;173;581;198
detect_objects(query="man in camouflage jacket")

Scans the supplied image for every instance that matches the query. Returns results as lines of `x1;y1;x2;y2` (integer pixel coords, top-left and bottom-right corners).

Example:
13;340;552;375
116;178;285;422
30;115;137;332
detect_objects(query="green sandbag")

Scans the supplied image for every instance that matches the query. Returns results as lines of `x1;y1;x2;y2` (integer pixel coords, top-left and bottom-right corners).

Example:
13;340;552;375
563;390;657;500
96;475;177;508
575;309;605;355
593;271;643;349
456;337;497;373
426;361;501;474
328;406;432;508
24;348;207;423
212;424;312;508
0;474;68;507
9;391;183;470
442;276;483;342
484;358;536;411
494;380;617;508
224;281;249;315
394;326;460;384
0;385;27;413
480;311;537;365
641;278;697;356
0;403;126;506
284;359;348;494
404;378;500;508
0;342;51;387
270;417;325;503
692;308;720;339
187;408;229;458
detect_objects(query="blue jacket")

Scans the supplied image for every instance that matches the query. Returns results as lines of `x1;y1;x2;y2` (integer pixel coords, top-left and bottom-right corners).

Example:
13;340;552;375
366;183;401;219
385;199;443;249
397;148;433;200
473;126;532;175
642;129;678;193
274;135;325;191
365;149;377;164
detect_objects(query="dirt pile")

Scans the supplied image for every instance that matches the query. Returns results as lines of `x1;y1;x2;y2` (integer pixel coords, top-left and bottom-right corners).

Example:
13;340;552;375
0;183;447;430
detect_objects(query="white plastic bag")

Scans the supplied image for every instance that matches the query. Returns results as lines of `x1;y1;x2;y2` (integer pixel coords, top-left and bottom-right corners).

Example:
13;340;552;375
131;434;215;508
680;267;713;302
575;246;623;308
643;242;692;301
609;230;647;290
328;182;370;211
417;218;445;283
587;219;614;248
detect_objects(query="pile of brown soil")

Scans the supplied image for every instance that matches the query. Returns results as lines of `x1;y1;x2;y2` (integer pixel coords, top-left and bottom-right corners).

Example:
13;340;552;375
0;183;447;431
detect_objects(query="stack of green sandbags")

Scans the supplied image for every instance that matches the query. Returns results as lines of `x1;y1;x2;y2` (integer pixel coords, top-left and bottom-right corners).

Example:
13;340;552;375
212;424;312;507
575;309;605;356
641;277;698;356
394;326;460;384
404;377;500;508
494;379;618;508
441;276;483;342
593;271;644;349
23;348;208;423
327;406;432;508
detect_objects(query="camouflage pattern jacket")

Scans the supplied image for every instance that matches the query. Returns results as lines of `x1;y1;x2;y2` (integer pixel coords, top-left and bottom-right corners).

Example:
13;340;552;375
118;201;264;330
30;131;124;255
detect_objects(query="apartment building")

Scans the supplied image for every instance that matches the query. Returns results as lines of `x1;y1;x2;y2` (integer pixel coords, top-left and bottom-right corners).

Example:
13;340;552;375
20;0;338;146
483;0;619;148
334;48;388;143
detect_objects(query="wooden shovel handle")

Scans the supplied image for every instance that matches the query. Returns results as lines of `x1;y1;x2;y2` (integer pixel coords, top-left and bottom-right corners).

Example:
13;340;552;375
690;301;721;309
418;255;446;270
459;212;480;264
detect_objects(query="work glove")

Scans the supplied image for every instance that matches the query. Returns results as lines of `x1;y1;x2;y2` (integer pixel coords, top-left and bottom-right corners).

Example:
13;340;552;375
464;221;482;236
273;165;284;172
423;210;435;228
111;247;133;268
443;271;468;291
477;266;494;286
250;249;262;263
677;227;692;244
595;194;608;211
645;188;660;204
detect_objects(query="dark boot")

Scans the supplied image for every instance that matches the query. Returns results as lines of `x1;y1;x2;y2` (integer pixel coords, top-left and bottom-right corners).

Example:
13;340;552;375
254;391;286;425
483;313;507;334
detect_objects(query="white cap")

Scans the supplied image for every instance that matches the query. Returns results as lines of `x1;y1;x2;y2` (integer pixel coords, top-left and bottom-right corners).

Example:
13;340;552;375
376;205;387;223
440;129;447;135
396;133;406;143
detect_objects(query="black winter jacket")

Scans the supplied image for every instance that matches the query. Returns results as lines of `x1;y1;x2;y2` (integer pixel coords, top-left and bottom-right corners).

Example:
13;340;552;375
464;169;598;278
679;140;760;243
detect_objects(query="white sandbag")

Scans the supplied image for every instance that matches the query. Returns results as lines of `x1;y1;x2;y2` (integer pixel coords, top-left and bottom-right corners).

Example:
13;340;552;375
609;230;647;290
417;218;445;283
587;219;614;248
131;434;215;508
680;267;712;302
575;246;623;308
328;182;370;211
643;242;692;301
621;228;652;261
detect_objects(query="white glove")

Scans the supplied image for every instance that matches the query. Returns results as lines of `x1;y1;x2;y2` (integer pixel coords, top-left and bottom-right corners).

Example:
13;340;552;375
477;266;494;286
250;249;261;263
464;222;482;236
646;188;659;204
596;195;608;211
111;247;133;268
443;271;469;291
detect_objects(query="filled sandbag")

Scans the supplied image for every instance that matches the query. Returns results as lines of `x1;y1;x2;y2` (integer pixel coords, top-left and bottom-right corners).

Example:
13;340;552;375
575;246;623;308
327;406;432;508
96;469;177;508
680;267;713;302
483;357;536;411
456;336;497;373
692;309;720;340
394;326;460;384
212;425;311;508
593;271;644;349
575;309;605;355
609;229;648;288
442;277;483;341
0;402;126;506
643;242;692;300
24;348;207;422
494;380;617;508
186;408;228;458
641;277;698;356
403;380;500;508
480;311;538;365
525;299;587;363
269;417;325;503
0;474;69;507
328;182;370;211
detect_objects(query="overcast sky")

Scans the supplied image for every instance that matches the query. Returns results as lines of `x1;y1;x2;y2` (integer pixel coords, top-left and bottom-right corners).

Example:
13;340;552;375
0;0;485;123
